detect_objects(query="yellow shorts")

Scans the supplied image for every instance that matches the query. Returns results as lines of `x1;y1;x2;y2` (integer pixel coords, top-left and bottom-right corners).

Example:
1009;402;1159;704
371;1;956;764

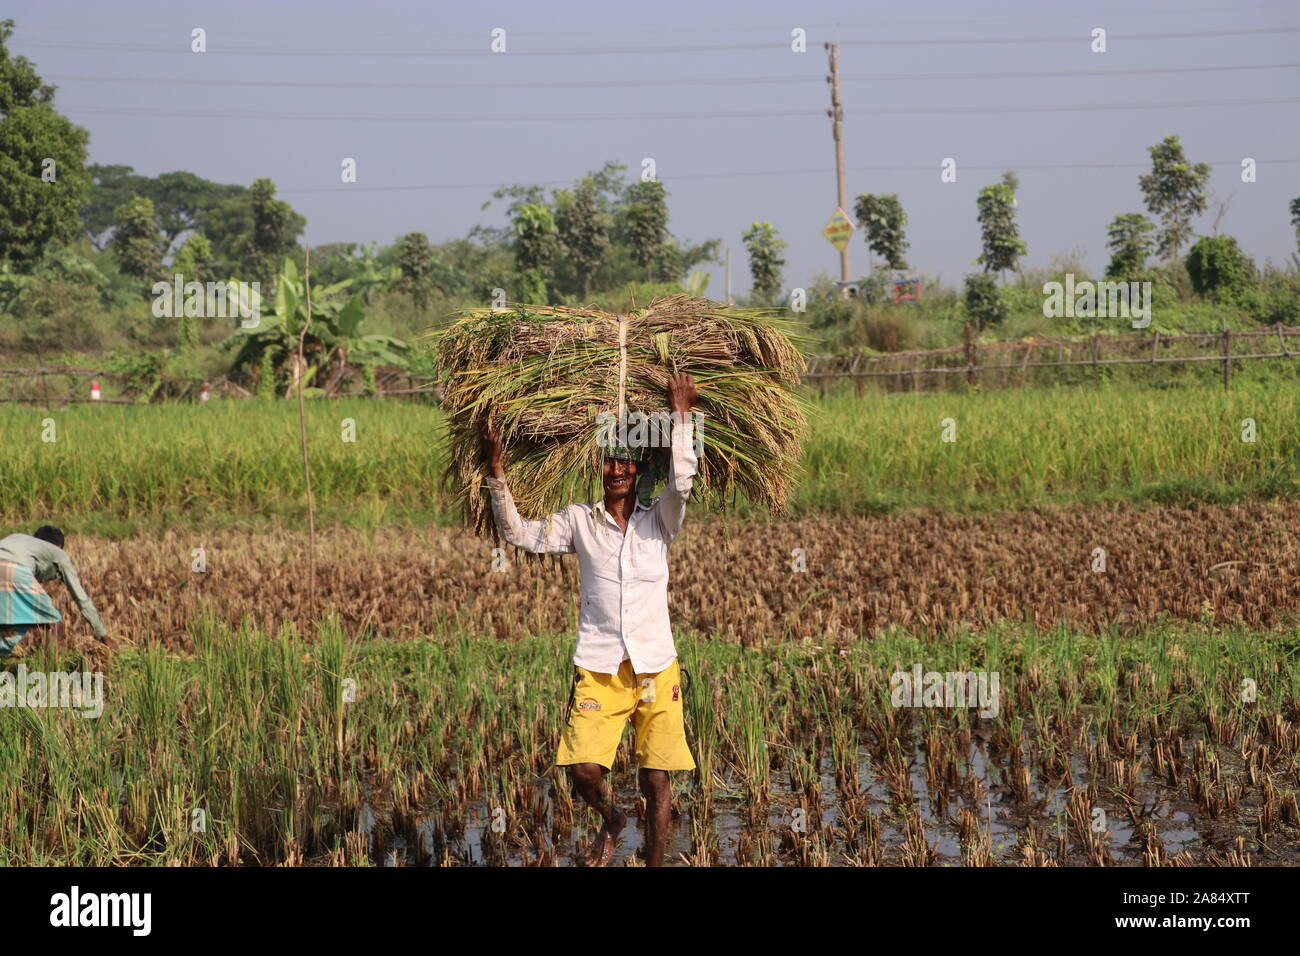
557;658;695;772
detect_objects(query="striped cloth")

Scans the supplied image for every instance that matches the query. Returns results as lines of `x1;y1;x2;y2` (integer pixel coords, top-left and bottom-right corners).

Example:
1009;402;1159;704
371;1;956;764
0;559;61;655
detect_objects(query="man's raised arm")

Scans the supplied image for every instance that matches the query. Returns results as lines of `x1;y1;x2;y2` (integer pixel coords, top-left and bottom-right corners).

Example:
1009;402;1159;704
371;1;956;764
656;372;700;542
483;426;576;554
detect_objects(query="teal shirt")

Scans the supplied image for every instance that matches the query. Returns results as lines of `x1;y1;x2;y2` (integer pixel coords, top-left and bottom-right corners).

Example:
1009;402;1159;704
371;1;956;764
0;534;107;638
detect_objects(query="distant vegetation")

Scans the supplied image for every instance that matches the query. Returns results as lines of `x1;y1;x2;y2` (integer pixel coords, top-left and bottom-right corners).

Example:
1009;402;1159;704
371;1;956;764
0;19;1296;398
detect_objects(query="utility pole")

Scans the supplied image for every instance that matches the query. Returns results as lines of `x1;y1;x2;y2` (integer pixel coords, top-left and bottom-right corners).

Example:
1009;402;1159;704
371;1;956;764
826;41;850;283
725;246;733;305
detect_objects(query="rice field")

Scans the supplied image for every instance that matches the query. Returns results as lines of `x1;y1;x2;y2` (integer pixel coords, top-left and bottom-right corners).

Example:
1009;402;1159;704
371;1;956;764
2;619;1295;866
4;378;1299;867
3;377;1300;535
28;502;1300;648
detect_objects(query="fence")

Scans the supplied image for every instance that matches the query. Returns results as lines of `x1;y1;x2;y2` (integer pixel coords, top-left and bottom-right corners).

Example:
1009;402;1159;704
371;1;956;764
804;324;1300;395
0;366;441;404
5;324;1299;404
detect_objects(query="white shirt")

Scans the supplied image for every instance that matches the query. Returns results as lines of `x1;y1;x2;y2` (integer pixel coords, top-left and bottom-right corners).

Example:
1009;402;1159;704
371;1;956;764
485;411;697;675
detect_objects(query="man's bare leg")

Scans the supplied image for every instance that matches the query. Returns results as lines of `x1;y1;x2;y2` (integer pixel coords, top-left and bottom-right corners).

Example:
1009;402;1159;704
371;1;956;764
638;768;671;867
568;762;626;866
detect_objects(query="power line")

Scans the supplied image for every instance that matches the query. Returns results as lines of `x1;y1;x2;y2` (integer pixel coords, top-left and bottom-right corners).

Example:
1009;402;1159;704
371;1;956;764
62;95;1300;124
13;2;1298;44
18;24;1300;57
42;61;1300;91
16;3;1292;42
271;159;1300;195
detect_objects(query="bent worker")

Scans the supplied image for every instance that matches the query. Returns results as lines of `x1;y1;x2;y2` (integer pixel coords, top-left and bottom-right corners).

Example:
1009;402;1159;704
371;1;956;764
482;372;700;867
0;525;110;656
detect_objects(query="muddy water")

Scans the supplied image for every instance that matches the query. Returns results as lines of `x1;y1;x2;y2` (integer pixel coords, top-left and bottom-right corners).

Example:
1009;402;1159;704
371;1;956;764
348;737;1238;867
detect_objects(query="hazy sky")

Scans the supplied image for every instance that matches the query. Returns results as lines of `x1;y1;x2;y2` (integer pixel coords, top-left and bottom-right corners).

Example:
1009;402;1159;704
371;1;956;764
10;0;1300;296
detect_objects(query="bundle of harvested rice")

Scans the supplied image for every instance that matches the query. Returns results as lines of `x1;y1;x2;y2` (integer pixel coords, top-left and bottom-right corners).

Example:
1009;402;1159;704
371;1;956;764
428;294;811;537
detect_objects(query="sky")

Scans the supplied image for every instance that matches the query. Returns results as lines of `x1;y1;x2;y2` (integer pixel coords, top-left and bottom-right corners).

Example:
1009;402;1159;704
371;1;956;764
9;0;1300;297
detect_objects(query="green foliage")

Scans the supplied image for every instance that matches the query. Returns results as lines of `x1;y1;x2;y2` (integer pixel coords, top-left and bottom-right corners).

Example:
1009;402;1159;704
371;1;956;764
741;221;787;303
553;181;610;299
511;203;557;301
1105;213;1156;280
620;179;670;281
110;195;165;285
1139;135;1211;261
853;193;909;270
975;171;1026;277
195;178;305;284
302;242;398;304
82;165;239;252
225;258;410;397
964;273;1007;330
0;18;54;111
0;21;90;270
172;234;212;283
1290;197;1300;256
1185;235;1256;304
396;232;434;311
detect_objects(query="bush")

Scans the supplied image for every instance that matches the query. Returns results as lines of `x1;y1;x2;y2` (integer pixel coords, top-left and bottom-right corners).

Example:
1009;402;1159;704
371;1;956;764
964;274;1007;330
1185;235;1255;304
7;276;105;351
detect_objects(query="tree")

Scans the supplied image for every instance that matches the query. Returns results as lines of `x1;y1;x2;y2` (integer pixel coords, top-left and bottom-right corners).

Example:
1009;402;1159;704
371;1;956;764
554;180;610;299
110;195;165;284
0;20;90;269
191;178;304;286
1290;197;1300;256
512;203;558;302
975;171;1026;279
853;193;909;270
1105;213;1156;280
249;178;300;289
172;233;212;282
396;231;434;311
82;166;235;252
1185;235;1255;303
741;221;787;303
1138;134;1211;261
621;180;669;282
172;233;212;349
964;273;1007;331
82;164;146;249
149;171;232;249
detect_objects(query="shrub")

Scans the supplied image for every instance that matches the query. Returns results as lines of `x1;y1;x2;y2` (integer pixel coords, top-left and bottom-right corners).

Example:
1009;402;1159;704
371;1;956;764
1185;235;1255;304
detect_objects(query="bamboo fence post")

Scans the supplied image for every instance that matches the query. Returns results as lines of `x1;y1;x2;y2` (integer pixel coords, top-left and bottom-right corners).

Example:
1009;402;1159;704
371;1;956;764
1222;324;1232;390
964;323;978;388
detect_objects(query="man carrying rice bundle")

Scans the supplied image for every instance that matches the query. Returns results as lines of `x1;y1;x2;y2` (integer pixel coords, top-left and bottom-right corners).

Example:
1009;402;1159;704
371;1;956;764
481;372;700;867
0;525;110;656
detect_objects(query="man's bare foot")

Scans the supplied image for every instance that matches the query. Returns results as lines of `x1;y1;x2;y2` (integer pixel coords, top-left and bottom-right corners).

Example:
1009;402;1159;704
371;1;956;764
584;809;626;867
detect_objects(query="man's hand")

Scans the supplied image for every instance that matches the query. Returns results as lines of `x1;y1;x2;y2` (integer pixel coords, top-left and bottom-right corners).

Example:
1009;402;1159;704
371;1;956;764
482;425;506;479
668;372;698;415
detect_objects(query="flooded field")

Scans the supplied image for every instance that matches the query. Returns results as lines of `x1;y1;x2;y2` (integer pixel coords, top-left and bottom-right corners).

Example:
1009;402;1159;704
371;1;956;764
4;621;1294;866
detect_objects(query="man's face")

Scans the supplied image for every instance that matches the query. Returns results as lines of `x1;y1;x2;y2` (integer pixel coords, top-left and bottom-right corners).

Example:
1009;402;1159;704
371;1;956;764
602;457;639;496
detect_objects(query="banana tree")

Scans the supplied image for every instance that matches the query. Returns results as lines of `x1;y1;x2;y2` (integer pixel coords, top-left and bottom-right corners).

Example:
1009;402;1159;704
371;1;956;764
224;258;409;397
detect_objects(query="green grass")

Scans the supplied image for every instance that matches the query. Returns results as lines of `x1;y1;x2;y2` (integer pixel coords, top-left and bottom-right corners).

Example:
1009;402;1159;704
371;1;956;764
3;376;1300;537
3;619;1294;865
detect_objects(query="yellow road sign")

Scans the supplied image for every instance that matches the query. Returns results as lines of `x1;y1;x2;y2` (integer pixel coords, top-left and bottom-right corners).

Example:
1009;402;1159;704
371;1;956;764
822;208;855;251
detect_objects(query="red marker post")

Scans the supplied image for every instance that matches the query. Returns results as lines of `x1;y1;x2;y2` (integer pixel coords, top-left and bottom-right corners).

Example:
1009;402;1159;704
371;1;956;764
90;381;101;402
200;384;210;403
